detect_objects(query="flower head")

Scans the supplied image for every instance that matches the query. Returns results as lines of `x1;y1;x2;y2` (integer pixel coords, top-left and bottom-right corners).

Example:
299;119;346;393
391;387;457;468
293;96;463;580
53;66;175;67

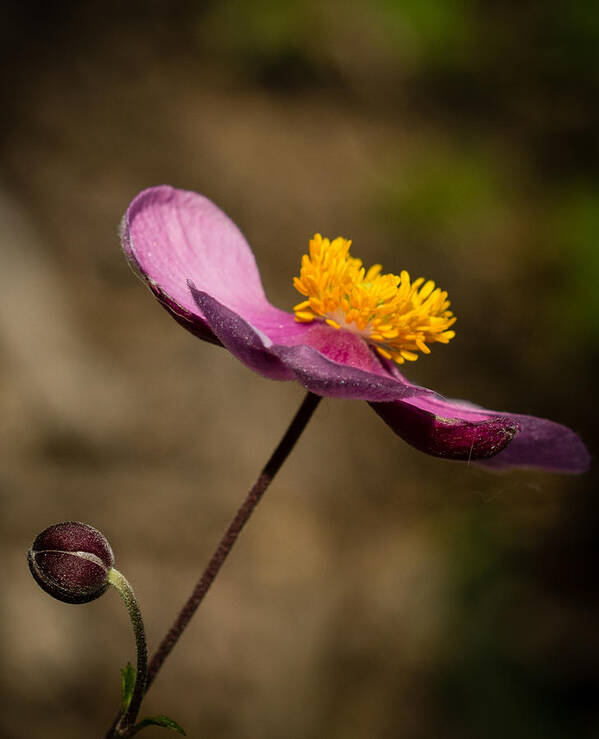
121;186;589;473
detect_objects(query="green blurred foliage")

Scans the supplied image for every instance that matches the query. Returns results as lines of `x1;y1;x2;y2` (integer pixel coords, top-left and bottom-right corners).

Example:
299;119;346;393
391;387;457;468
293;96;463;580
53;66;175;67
205;0;313;61
437;509;598;738
547;187;599;344
374;145;505;243
378;0;474;67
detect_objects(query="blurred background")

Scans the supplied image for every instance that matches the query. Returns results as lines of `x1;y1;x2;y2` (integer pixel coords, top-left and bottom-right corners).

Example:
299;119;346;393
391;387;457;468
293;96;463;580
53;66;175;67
1;1;597;737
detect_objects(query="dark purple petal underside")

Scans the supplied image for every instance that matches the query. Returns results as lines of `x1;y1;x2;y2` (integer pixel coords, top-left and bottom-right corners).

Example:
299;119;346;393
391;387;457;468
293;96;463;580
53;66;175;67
370;400;518;461
371;399;590;471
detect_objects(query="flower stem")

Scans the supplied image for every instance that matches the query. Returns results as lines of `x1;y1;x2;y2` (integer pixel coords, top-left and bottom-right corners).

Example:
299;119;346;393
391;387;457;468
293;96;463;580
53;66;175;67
106;568;148;737
145;390;322;690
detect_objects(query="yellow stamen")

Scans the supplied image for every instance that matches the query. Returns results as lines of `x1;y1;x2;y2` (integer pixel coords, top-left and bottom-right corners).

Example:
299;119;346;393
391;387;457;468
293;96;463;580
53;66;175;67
292;234;456;365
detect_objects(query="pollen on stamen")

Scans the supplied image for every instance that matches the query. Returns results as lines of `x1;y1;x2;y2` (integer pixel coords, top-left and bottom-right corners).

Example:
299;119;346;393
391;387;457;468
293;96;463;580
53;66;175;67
292;234;456;365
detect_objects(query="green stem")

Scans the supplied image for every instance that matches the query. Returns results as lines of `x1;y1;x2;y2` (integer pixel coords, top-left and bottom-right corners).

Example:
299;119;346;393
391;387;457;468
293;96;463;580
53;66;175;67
107;568;148;736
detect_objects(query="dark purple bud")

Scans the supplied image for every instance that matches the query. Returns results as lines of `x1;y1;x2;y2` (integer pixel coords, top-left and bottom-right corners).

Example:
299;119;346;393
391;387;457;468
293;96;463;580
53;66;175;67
28;521;114;604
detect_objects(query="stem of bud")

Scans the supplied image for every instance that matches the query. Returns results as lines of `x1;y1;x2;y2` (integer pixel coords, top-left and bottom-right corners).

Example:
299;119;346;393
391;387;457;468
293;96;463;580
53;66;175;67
106;568;148;737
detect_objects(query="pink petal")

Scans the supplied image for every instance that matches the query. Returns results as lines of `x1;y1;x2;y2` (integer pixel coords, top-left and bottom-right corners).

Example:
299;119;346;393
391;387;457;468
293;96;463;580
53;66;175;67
122;185;293;341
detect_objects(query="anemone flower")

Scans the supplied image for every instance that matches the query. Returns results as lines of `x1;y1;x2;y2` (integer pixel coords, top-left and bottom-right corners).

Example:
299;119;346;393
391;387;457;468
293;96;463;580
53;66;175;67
121;186;589;473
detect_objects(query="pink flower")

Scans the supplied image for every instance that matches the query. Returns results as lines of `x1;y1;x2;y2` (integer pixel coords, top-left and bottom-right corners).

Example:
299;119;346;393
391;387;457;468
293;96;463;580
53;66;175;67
121;186;589;473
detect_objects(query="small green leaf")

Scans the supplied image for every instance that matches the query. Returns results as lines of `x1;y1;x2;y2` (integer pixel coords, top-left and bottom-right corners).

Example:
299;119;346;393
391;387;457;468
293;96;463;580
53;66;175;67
135;714;186;735
120;662;136;713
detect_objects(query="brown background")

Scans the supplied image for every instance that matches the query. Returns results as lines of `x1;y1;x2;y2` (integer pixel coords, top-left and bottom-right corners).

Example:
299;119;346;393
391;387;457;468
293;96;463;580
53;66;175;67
1;2;597;737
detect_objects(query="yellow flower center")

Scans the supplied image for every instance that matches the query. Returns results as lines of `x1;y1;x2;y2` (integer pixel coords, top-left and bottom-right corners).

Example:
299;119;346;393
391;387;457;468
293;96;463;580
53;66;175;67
293;234;456;365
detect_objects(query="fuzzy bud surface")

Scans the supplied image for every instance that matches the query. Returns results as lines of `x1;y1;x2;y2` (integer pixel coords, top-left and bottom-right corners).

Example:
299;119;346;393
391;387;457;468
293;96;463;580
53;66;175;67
28;521;114;604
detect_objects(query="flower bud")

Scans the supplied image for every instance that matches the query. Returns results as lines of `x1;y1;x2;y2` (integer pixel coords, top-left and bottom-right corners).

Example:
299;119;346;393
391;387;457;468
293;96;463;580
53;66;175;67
28;521;114;604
